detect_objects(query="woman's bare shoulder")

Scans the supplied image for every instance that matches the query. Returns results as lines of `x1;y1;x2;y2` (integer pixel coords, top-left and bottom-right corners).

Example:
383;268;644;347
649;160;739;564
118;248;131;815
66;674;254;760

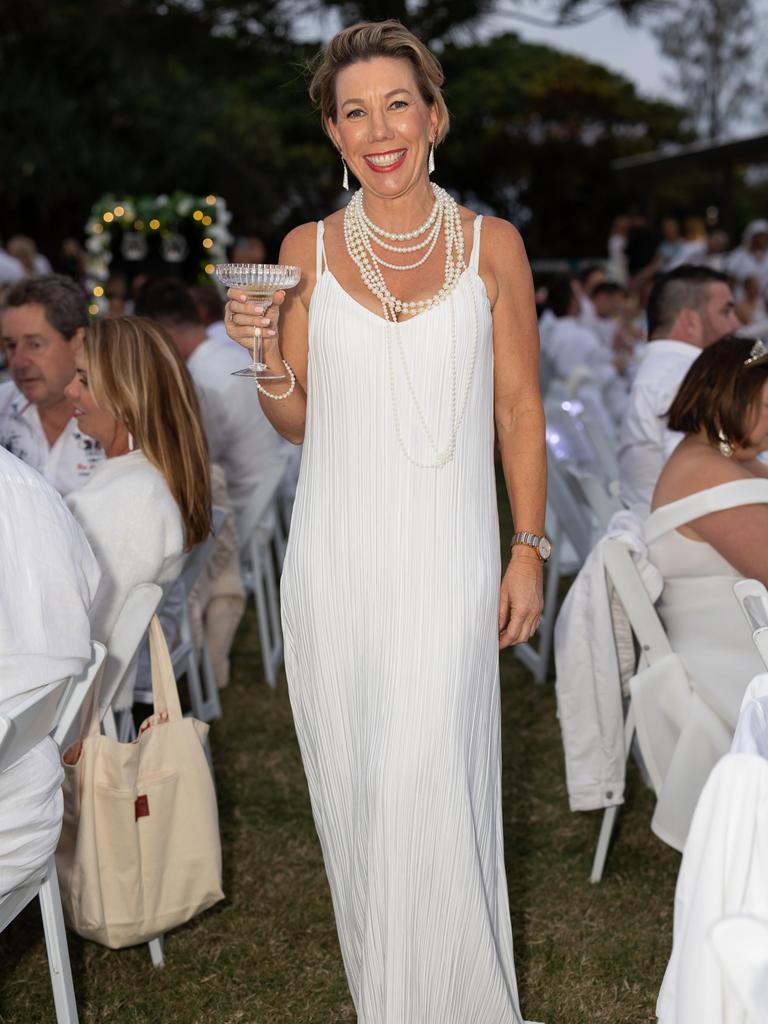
280;221;320;268
654;441;755;507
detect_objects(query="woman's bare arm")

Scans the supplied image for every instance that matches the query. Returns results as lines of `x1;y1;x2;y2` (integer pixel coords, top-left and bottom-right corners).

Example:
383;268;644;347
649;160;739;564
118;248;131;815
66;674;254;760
482;217;547;648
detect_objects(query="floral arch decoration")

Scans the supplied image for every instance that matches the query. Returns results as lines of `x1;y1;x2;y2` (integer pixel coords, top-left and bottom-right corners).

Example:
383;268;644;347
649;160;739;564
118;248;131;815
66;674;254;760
85;191;233;315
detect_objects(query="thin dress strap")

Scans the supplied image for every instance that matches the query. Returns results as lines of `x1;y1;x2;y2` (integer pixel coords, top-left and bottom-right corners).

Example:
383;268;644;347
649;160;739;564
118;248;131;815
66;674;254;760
469;215;483;272
316;220;327;280
645;478;768;542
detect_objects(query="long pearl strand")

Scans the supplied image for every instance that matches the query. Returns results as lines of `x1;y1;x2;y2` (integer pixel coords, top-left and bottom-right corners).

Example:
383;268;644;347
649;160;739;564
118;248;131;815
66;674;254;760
343;182;479;470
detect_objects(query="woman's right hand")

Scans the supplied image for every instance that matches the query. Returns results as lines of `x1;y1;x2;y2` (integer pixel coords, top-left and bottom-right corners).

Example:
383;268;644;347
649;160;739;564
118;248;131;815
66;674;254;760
225;288;286;358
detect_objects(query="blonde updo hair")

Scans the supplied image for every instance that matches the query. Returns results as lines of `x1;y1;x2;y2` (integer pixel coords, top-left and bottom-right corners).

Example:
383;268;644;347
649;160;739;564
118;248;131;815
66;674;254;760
309;20;450;147
83;316;212;550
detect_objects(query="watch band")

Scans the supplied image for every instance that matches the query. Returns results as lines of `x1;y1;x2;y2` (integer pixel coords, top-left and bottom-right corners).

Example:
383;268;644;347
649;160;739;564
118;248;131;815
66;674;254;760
510;531;551;562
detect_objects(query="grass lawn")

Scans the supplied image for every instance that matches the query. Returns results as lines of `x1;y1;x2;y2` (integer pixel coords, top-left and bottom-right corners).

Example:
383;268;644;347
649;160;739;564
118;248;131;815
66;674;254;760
0;490;681;1023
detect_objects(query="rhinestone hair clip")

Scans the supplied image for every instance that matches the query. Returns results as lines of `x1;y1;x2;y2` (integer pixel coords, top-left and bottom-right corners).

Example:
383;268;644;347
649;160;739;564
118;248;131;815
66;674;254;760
745;338;768;366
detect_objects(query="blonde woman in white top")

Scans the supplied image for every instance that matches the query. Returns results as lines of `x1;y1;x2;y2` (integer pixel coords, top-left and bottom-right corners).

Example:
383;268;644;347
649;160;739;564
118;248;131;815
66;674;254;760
63;317;212;704
645;334;768;849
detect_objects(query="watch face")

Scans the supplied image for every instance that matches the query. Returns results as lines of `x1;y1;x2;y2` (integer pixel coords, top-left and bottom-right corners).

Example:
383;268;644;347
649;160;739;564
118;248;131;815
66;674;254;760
538;537;552;561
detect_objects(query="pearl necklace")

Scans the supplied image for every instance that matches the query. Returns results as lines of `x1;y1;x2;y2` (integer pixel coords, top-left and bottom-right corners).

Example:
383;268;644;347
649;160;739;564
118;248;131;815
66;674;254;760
343;182;479;470
386;282;479;470
344;183;465;321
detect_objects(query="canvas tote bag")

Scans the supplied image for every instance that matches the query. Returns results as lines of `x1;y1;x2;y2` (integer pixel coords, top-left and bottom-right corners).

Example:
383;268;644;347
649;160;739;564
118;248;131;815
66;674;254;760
56;616;224;947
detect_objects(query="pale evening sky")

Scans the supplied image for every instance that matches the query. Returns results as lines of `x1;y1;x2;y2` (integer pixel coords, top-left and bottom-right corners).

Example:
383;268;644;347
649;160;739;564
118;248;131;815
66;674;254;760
295;1;766;141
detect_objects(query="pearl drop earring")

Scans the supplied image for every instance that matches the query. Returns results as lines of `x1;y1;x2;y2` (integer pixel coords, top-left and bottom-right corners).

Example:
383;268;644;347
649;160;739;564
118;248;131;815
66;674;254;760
717;429;733;458
128;432;135;452
342;158;349;191
428;141;435;175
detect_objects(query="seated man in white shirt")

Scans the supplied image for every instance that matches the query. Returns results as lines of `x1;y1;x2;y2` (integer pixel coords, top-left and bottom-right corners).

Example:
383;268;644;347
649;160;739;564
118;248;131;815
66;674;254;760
0;447;100;897
0;275;104;494
543;275;620;382
134;278;290;546
618;265;741;514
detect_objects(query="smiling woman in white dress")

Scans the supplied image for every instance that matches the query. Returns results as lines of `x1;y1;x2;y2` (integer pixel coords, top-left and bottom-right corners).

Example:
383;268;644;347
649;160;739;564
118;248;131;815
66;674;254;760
226;21;546;1023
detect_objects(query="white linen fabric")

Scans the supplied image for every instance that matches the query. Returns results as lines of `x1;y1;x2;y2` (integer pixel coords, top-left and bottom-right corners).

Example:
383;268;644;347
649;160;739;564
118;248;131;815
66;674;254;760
554;509;662;811
617;339;700;515
0;380;104;495
0;447;100;707
0;248;24;284
727;247;768;292
188;335;290;545
281;218;532;1024
542;315;615;383
656;753;768;1024
733;675;768;759
0;447;100;896
644;480;768;850
65;450;185;709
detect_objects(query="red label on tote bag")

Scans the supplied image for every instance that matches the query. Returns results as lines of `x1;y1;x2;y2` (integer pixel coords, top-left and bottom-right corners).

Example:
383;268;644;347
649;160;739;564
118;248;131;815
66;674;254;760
135;795;150;820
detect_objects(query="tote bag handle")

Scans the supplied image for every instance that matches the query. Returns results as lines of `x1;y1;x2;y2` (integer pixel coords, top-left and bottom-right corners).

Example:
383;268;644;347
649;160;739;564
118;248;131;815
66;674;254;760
147;615;184;722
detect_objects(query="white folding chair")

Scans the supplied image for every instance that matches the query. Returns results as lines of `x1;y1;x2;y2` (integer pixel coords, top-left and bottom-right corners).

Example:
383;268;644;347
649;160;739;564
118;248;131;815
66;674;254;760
590;538;674;882
734;578;768;669
240;463;288;688
514;452;593;684
563;464;623;533
546;393;619;489
0;642;105;1024
135;507;228;727
98;583;163;742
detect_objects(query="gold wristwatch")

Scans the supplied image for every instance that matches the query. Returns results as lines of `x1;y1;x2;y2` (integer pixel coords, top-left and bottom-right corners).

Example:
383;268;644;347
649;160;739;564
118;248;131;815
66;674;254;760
510;531;552;562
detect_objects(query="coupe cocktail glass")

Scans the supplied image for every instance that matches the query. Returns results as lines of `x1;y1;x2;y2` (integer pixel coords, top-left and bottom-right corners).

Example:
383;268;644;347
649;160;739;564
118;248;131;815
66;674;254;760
215;263;301;380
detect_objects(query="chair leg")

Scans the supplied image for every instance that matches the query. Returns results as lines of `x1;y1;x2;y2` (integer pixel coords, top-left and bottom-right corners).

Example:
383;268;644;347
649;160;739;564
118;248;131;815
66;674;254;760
38;861;79;1023
200;638;222;722
590;704;636;883
514;518;563;684
251;540;277;688
148;935;165;967
590;805;619;884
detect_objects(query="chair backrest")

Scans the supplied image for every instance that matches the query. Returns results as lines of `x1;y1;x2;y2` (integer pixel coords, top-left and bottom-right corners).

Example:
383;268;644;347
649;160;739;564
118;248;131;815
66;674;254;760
0;641;103;768
53;641;107;751
563;465;623;533
238;461;288;558
176;505;229;597
98;582;163;719
734;578;768;670
0;681;70;773
546;453;597;565
602;538;672;668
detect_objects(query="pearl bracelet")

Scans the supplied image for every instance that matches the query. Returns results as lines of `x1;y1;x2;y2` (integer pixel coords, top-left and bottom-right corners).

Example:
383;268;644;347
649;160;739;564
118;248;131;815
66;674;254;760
255;360;296;401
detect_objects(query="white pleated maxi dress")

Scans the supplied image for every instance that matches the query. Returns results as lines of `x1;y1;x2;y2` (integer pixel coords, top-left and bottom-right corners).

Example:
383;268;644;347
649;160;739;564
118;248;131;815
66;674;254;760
282;217;528;1024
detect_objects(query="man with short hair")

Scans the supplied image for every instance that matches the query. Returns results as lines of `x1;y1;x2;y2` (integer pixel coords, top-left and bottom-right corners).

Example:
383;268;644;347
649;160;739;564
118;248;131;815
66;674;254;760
618;264;741;513
134;278;289;544
0;275;103;494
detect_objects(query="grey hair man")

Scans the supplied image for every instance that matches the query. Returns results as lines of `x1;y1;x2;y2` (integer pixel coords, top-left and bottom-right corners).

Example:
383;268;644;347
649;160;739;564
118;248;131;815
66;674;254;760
0;275;103;494
618;265;740;514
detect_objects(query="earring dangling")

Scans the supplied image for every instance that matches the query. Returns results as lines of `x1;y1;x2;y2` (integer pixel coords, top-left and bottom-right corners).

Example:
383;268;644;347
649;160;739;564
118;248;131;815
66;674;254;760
342;158;349;191
128;432;135;452
717;428;733;458
428;141;435;175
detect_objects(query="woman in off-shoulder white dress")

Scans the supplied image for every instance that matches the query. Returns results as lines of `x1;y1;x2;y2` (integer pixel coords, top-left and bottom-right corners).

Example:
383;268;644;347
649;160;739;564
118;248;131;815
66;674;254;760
643;334;768;850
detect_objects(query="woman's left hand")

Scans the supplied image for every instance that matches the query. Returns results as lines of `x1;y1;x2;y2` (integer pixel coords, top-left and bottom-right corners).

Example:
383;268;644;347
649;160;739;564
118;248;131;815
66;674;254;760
498;549;544;649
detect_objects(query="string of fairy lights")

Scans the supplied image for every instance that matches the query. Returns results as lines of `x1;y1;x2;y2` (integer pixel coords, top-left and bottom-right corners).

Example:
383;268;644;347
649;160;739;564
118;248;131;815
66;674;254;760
84;192;233;315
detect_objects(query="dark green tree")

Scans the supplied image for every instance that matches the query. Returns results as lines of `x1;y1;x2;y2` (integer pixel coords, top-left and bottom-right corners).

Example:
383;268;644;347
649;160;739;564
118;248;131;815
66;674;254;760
439;33;687;255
